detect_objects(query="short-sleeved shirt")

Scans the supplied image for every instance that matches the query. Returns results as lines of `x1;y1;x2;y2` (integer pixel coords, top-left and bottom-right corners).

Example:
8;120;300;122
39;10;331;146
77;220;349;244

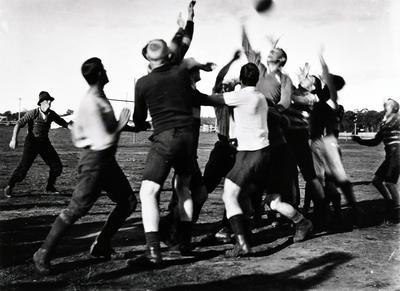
72;88;118;151
223;86;269;151
17;108;68;138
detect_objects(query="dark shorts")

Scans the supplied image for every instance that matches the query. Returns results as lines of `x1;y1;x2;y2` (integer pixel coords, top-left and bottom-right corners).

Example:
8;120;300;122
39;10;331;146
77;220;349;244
226;146;270;188
203;137;237;193
375;143;400;184
285;129;317;181
266;143;298;203
142;126;194;185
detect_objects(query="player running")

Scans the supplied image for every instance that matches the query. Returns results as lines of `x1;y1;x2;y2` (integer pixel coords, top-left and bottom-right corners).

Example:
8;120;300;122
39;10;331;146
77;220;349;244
33;58;138;274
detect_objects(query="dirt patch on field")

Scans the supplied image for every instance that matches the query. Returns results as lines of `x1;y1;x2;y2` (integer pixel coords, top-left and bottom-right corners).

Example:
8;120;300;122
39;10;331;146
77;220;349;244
0;126;399;290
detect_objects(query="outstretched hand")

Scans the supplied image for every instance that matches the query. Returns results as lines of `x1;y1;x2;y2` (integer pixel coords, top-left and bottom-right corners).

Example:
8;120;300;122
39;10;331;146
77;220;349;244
203;62;217;72
9;138;17;150
118;108;131;131
177;12;185;28
188;0;196;21
233;50;242;61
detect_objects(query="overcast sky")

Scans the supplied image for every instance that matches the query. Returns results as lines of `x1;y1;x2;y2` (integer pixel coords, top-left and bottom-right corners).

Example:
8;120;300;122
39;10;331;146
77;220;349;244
0;0;399;116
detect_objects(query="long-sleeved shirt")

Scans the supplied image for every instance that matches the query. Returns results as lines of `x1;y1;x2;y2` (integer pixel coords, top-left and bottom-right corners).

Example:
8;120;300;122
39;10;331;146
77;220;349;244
356;113;400;146
169;20;194;65
241;28;293;110
284;87;315;131
72;88;119;151
133;63;194;135
17;108;68;138
310;86;341;140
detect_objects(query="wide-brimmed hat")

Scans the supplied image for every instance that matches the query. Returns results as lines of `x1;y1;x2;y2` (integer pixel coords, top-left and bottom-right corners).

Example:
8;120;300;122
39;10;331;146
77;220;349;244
142;39;169;61
37;91;55;105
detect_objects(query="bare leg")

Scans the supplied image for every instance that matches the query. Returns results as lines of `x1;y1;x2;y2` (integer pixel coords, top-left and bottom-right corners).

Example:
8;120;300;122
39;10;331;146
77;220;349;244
372;176;392;201
140;180;162;232
174;174;193;222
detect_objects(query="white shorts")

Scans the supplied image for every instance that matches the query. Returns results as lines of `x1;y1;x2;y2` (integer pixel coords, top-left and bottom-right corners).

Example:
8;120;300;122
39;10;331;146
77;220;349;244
311;135;348;183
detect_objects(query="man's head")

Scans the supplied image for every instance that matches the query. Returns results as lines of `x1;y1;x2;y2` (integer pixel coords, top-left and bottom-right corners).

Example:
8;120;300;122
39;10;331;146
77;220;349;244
384;98;400;116
37;91;54;112
142;39;170;64
240;63;259;87
267;47;287;67
81;57;109;86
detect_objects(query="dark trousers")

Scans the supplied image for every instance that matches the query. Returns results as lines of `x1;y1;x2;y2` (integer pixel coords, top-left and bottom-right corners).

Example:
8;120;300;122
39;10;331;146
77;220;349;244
8;134;62;188
266;143;299;206
61;147;137;225
203;137;237;193
41;147;137;254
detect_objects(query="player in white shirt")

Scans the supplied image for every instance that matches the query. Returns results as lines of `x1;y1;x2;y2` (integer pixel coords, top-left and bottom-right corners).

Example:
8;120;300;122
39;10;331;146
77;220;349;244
205;63;313;257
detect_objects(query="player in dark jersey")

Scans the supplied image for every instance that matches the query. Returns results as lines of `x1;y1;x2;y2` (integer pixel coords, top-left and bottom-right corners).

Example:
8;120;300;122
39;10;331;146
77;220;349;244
353;99;400;223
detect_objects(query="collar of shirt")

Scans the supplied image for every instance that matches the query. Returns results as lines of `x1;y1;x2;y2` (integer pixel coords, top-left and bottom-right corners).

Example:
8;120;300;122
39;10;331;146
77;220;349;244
241;86;257;92
38;107;49;119
151;63;173;73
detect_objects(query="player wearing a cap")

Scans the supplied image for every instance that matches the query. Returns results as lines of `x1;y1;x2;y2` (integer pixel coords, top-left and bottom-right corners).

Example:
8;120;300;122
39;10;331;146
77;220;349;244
4;91;71;197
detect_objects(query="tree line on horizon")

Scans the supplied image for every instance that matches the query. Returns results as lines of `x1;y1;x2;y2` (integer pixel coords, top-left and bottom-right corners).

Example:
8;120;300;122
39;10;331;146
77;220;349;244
1;109;384;133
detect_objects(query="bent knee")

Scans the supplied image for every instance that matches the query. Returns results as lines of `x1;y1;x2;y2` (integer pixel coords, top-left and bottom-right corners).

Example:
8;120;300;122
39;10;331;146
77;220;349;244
269;196;281;210
60;207;85;225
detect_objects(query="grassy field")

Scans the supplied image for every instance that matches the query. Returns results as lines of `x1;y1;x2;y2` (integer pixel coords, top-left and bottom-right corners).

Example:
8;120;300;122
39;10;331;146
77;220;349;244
0;125;399;290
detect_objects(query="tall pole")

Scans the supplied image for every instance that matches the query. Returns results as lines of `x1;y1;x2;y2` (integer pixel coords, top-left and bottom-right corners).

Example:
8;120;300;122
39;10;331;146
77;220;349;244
133;78;136;143
18;97;21;120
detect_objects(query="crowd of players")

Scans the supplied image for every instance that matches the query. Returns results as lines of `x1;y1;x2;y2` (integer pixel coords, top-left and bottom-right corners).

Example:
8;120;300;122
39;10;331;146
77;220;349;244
2;1;399;275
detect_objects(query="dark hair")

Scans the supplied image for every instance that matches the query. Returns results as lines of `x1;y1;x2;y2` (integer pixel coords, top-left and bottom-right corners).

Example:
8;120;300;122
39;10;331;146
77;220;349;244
331;74;345;91
276;48;287;66
310;75;322;94
388;98;399;113
81;57;103;85
240;63;259;86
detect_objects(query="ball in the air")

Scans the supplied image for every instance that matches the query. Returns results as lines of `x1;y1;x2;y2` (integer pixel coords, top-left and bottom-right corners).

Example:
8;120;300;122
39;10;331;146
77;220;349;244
253;0;274;12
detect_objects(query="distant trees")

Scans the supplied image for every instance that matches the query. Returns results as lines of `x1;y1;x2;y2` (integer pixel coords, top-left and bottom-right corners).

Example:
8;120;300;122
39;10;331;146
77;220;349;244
0;110;26;121
341;110;384;133
1;109;385;132
201;117;216;126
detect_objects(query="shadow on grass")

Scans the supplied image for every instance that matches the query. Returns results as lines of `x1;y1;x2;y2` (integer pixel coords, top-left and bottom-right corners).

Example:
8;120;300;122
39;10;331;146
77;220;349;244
0;216;143;268
159;251;353;291
88;249;225;282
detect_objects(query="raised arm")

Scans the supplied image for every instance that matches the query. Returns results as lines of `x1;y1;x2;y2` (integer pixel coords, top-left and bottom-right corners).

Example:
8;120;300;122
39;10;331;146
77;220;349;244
320;53;338;106
170;1;196;63
242;26;267;76
213;50;241;93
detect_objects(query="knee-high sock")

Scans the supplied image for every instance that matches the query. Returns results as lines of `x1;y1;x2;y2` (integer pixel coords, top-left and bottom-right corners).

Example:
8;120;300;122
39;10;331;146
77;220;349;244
41;216;71;253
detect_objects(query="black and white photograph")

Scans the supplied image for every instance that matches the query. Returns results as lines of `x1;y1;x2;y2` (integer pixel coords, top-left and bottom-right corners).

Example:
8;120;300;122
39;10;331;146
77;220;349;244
0;0;399;289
